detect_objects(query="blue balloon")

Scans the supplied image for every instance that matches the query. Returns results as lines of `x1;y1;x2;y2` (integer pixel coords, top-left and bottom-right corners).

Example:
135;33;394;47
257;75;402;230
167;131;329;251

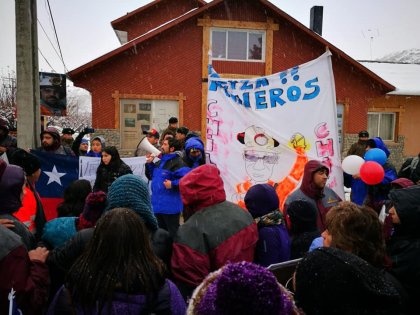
364;148;387;165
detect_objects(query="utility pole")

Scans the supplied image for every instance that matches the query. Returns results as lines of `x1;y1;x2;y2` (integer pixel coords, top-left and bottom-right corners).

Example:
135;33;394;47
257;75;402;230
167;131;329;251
16;0;40;149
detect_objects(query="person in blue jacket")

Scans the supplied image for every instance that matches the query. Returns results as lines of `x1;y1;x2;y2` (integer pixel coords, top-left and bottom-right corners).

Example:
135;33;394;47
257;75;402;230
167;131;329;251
146;137;190;238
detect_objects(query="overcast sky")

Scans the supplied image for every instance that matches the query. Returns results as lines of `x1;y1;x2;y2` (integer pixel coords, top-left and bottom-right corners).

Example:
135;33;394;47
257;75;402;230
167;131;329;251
1;0;419;76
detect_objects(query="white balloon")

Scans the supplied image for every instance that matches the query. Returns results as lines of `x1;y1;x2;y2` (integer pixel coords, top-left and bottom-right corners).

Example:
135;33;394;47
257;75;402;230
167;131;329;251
342;155;365;175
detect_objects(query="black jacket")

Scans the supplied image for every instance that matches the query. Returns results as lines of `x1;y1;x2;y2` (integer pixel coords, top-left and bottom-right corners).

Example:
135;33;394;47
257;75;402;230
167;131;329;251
93;162;132;193
387;186;420;313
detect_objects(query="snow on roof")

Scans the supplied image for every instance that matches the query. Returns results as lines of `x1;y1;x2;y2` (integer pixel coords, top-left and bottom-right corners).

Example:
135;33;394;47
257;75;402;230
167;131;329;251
360;61;420;96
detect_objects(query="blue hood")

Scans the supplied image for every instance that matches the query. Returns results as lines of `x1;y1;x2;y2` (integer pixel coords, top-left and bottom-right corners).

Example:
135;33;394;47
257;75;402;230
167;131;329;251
371;137;391;157
185;137;205;158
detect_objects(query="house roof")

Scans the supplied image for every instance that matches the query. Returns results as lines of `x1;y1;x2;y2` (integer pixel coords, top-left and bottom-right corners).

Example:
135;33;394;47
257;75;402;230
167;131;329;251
360;61;420;96
111;0;207;28
68;0;395;93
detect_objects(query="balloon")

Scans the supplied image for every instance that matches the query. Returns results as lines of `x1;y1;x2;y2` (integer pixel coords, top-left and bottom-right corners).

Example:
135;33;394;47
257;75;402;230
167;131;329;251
360;161;385;185
342;155;365;175
364;148;387;166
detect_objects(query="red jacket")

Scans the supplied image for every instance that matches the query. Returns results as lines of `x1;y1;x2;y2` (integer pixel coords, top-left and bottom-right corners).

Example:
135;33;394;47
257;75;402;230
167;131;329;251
0;226;49;314
172;165;258;289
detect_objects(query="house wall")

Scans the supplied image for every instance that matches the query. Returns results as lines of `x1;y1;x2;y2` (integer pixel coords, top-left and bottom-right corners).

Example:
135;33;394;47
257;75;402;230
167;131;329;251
72;0;395;157
113;0;201;41
369;94;420;157
73;17;204;132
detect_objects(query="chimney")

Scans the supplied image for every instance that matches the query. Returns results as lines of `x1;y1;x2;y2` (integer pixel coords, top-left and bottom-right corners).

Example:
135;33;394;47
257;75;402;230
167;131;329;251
310;6;323;36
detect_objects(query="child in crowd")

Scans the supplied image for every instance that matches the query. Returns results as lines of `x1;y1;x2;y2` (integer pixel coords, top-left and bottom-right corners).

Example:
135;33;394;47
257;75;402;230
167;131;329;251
86;136;105;157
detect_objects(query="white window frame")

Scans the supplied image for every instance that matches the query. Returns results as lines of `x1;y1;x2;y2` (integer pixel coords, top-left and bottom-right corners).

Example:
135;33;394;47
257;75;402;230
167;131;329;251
367;112;396;141
210;27;266;62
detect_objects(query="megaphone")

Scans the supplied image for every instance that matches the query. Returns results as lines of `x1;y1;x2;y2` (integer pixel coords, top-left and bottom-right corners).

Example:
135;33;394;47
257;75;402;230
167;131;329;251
137;135;162;158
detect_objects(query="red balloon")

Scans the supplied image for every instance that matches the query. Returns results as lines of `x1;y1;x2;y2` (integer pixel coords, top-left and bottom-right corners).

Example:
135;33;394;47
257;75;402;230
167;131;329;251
360;161;385;185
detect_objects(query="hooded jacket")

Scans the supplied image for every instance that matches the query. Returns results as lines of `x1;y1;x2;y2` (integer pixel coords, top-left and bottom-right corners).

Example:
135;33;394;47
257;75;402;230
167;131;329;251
183;137;206;169
86;136;106;157
0;162;35;250
171;165;258;297
284;160;341;231
387;186;420;311
244;184;290;266
0;225;49;315
38;127;74;156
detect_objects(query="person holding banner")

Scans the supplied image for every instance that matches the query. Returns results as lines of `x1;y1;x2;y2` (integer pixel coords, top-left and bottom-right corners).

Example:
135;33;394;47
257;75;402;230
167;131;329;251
93;146;132;193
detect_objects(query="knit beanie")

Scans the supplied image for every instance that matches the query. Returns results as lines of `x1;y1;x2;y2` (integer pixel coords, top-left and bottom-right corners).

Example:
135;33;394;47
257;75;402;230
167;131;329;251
294;247;400;314
42;217;77;248
106;174;158;231
244;184;279;218
77;191;107;230
187;261;298;315
287;199;318;234
10;149;41;176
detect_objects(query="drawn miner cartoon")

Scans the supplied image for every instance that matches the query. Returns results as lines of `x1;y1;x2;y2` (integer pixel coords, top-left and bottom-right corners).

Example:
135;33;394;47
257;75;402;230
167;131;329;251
235;125;308;210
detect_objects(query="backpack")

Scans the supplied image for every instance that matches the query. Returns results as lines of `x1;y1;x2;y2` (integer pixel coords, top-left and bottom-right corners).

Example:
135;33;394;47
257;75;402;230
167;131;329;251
398;157;419;179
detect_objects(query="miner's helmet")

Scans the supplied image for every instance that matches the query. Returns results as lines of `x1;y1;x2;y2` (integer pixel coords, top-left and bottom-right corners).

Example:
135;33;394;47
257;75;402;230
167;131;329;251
40;74;63;87
237;125;280;150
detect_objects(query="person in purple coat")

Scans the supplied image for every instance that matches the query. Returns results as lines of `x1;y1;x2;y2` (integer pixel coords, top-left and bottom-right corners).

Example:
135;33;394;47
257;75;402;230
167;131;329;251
47;208;186;314
244;184;291;266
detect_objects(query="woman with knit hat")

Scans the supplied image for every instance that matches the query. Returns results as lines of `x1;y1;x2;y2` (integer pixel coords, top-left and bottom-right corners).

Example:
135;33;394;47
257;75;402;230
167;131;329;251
93;146;132;193
187;261;300;315
244;184;291;266
47;208;186;314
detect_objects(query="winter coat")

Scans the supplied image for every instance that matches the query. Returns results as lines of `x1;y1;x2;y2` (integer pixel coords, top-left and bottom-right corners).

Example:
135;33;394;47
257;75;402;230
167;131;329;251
0;225;49;315
171;165;258;297
47;279;186;315
284;160;341;231
183;137;206;169
291;230;320;259
14;182;46;241
387;186;420;313
146;152;190;214
0;163;36;250
254;222;290;267
93;161;132;193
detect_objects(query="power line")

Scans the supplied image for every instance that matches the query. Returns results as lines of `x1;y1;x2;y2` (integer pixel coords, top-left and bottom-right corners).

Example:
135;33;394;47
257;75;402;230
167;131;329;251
38;48;57;72
45;0;68;73
37;18;63;67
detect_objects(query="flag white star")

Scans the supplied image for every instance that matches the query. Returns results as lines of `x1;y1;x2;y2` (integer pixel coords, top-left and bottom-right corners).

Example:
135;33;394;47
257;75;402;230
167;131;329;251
43;165;66;186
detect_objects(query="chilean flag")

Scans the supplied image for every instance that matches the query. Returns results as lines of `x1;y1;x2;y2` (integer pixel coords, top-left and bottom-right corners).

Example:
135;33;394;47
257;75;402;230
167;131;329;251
31;150;79;220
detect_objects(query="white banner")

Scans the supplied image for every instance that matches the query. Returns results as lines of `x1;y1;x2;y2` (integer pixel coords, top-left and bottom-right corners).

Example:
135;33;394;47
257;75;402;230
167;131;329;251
206;51;344;209
79;156;148;187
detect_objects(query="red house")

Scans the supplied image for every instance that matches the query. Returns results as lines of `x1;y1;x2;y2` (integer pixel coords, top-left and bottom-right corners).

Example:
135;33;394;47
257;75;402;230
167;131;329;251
69;0;399;162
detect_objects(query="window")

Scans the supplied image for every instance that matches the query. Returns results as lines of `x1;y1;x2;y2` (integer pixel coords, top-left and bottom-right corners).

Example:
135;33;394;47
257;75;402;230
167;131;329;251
211;28;265;61
367;112;396;141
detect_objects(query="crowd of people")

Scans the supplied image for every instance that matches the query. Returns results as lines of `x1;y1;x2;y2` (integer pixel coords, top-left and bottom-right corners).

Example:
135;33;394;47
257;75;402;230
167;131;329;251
0;117;420;314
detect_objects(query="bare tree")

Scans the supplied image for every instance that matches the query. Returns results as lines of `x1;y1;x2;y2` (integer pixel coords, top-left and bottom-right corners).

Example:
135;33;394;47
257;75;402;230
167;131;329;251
0;69;17;130
0;70;91;132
